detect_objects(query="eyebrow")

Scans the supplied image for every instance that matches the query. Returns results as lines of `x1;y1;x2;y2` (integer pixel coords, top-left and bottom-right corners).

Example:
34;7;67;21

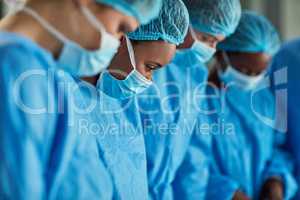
120;22;134;34
126;20;139;33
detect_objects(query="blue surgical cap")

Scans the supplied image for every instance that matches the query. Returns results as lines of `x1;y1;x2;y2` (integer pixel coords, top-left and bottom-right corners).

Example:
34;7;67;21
183;0;241;37
218;11;281;56
96;0;162;24
126;0;189;45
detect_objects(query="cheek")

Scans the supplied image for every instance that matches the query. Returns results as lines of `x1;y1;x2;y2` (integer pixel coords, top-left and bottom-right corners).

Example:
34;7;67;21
135;62;151;79
161;50;176;65
136;63;145;73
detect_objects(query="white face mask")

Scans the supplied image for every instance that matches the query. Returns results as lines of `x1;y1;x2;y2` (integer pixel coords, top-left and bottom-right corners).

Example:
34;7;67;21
190;27;216;63
23;6;120;77
97;36;152;100
218;52;265;90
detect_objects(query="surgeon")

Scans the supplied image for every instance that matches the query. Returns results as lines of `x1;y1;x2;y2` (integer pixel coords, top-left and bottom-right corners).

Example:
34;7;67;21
269;38;300;199
205;11;298;200
135;0;242;199
88;0;189;199
88;0;189;100
0;0;162;199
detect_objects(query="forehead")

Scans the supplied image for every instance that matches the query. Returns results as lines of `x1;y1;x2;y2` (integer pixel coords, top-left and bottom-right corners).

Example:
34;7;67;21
229;52;270;60
229;52;271;71
196;31;225;42
240;52;271;63
134;40;176;63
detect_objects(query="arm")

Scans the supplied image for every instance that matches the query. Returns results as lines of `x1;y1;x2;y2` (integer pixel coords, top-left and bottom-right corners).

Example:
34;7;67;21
206;156;243;200
260;147;298;200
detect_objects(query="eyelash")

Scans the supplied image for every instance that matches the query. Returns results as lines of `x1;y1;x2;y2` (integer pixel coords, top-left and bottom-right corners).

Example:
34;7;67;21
145;64;157;70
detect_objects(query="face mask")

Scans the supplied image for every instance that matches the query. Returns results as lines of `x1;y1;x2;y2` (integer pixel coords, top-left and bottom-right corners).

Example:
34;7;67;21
23;6;120;77
190;27;216;63
218;52;265;90
97;36;152;100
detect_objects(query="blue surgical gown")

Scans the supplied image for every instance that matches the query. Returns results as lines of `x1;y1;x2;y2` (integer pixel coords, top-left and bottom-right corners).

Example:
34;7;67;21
205;77;297;200
0;31;148;199
270;38;300;200
137;49;211;199
94;94;149;200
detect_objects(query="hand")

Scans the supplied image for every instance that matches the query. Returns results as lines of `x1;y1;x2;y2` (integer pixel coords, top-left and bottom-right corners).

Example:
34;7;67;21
259;177;284;200
232;190;250;200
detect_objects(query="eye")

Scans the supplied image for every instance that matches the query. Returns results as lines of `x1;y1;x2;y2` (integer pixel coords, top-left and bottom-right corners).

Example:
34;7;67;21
201;35;209;42
145;63;160;71
118;22;133;35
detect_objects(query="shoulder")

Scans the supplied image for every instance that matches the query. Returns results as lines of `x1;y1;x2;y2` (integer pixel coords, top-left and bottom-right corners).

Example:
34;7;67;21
269;39;300;76
0;32;59;115
280;38;300;53
273;39;300;64
0;32;55;74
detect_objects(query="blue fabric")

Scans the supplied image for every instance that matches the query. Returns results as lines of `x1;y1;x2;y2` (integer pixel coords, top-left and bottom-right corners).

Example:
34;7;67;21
171;113;211;200
183;0;241;37
218;11;281;56
0;31;113;199
0;31;148;199
269;38;300;200
137;49;210;200
127;0;189;45
205;76;297;199
96;0;162;24
93;94;149;200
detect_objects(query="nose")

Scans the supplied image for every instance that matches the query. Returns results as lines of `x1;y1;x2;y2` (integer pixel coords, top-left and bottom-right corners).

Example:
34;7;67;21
141;70;152;81
211;42;218;49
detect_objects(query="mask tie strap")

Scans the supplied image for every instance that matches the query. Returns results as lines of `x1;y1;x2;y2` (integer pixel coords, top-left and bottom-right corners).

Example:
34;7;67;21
217;51;232;74
125;36;152;84
22;6;69;44
80;6;107;48
221;51;232;66
80;6;106;33
189;26;198;42
125;36;137;70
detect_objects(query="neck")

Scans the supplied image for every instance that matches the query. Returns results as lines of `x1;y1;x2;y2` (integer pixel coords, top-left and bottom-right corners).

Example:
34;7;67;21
0;1;77;58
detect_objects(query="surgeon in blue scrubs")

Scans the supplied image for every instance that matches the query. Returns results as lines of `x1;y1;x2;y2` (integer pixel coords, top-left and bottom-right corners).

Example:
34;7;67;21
91;0;189;199
0;0;162;199
206;11;298;200
135;0;242;199
269;38;300;199
88;0;189;97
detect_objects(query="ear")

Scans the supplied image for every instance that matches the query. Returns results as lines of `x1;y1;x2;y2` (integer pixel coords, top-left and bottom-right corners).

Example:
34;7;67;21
118;36;128;53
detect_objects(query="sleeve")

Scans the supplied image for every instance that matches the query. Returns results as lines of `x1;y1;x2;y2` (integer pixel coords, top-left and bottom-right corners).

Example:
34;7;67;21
205;160;240;200
0;47;57;199
262;136;298;200
172;115;212;200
